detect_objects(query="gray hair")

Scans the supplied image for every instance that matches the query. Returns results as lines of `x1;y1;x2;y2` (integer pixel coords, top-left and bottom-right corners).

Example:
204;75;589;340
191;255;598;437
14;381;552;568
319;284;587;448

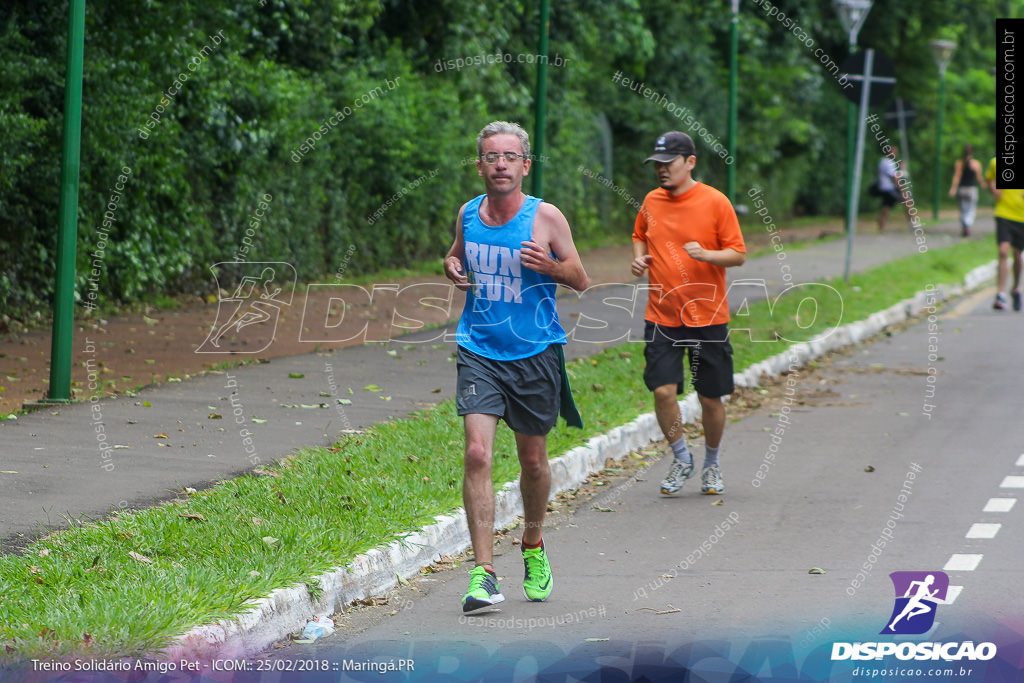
476;121;531;158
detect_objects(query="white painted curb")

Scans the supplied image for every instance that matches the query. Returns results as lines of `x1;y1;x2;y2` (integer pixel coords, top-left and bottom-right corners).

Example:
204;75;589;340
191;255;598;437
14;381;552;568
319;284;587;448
167;260;995;661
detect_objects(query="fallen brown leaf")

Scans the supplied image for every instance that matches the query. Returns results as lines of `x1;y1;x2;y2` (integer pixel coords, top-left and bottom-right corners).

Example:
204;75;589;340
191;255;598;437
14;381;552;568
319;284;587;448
253;467;280;477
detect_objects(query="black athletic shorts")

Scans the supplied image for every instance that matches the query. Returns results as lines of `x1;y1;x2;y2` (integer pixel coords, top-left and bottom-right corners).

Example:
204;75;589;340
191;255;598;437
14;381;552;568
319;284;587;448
642;320;734;399
456;344;561;436
996;217;1024;251
880;189;903;208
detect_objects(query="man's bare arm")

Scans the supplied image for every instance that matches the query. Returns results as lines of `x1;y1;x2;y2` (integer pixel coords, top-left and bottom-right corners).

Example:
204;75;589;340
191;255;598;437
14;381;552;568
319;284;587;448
521;202;589;291
443;204;471;291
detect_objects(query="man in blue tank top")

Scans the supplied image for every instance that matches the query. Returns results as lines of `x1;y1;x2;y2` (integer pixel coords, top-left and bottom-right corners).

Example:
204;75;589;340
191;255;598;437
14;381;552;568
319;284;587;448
443;121;589;613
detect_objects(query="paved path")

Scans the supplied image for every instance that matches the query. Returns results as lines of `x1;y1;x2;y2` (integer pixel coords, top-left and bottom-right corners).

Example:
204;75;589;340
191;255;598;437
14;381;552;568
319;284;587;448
0;220;973;546
266;280;1024;681
3;214;1022;680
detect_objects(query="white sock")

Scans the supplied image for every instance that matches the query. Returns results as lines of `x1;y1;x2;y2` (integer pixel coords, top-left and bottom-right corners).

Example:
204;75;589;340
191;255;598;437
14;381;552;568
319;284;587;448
670;437;692;465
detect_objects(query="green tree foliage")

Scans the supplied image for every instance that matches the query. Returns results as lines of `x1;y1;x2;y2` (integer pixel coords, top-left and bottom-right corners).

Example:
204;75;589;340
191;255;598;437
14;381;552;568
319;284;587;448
0;0;1008;320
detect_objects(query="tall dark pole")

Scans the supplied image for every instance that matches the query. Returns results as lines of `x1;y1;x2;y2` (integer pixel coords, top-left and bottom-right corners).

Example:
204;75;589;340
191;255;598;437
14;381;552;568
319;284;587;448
929;39;956;221
845;50;876;281
932;74;948;220
532;0;550;198
845;66;856;251
46;0;87;404
726;0;739;202
834;0;873;281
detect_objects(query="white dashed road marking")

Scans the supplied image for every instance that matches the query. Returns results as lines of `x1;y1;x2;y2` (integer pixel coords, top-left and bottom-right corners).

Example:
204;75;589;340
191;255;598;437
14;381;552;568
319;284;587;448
982;498;1016;513
944;554;984;572
999;475;1024;488
965;523;1001;539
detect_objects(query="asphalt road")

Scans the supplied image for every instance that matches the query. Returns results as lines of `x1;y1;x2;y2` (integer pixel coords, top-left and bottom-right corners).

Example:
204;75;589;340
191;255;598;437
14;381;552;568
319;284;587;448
0;227;965;545
3;219;1020;681
262;286;1024;681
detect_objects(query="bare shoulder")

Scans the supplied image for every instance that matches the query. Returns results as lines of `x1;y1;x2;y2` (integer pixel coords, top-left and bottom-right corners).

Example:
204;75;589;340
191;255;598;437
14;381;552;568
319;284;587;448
535;201;571;234
452;201;471;230
536;200;568;223
533;201;580;259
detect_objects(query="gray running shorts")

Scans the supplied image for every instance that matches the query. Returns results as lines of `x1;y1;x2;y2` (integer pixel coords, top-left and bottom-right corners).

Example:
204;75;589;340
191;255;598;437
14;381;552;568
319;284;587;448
456;344;561;436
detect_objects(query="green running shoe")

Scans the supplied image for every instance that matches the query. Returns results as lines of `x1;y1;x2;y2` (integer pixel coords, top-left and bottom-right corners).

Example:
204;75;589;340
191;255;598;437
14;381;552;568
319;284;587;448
522;544;553;601
462;566;504;613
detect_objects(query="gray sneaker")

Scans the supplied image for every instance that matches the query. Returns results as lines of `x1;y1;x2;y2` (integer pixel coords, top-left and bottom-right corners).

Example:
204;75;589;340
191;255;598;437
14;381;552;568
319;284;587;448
701;465;725;495
660;459;695;495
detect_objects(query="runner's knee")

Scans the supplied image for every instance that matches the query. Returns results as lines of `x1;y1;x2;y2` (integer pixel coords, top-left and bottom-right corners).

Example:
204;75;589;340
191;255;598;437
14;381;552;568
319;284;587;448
464;441;492;470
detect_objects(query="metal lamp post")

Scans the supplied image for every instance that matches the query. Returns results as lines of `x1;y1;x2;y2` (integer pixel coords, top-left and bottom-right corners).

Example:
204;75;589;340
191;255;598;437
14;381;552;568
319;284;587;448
834;0;872;202
930;39;956;220
532;0;550;198
726;0;739;203
833;0;872;281
45;0;87;404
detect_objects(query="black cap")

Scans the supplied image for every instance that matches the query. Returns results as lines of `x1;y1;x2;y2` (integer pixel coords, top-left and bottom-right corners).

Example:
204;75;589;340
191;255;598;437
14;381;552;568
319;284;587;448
644;132;696;163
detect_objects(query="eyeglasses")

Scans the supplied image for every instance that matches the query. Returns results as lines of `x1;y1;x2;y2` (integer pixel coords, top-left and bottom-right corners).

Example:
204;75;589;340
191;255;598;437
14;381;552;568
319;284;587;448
480;152;528;164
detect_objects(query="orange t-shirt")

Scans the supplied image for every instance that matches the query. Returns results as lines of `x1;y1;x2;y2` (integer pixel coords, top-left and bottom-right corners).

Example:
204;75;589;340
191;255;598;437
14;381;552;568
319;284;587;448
632;182;745;327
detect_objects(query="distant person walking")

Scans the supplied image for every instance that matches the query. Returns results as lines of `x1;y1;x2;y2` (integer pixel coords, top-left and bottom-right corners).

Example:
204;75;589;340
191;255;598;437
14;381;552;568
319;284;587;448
443;121;588;613
985;156;1024;310
630;132;746;497
876;146;908;232
948;144;983;237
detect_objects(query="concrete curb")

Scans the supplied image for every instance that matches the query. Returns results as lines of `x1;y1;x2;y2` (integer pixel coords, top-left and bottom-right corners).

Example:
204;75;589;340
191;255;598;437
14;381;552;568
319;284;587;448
166;260;996;661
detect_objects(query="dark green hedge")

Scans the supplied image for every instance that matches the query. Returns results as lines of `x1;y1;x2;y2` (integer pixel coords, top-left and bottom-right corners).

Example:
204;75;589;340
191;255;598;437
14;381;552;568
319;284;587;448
0;0;996;320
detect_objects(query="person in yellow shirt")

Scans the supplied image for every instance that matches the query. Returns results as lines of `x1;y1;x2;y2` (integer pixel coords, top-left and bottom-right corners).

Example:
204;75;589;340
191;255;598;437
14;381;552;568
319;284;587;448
985;157;1024;310
631;132;746;496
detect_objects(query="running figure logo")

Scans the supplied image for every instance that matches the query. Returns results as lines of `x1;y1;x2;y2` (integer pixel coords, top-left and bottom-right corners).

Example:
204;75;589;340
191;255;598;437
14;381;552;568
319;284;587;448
197;262;296;354
880;571;949;635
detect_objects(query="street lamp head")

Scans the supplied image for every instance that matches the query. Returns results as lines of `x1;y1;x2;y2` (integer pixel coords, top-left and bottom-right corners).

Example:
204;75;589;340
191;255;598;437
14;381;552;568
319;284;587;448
929;39;957;75
833;0;873;46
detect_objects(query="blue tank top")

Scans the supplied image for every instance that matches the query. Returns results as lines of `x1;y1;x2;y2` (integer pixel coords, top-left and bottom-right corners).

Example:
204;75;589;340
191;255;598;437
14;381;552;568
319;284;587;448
456;194;566;360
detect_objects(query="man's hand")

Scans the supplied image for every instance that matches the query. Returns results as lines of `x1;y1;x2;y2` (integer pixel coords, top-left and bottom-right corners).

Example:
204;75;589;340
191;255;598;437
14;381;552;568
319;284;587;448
444;256;471;291
631;254;652;277
520;240;557;275
681;242;746;268
684;241;707;262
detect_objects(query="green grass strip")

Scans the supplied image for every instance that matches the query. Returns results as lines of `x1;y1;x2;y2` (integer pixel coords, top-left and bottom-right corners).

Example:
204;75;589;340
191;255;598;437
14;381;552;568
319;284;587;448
0;238;993;659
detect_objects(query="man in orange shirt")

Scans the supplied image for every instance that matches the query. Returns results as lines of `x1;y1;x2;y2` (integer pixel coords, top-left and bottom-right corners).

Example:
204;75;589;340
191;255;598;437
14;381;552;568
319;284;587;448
631;132;746;495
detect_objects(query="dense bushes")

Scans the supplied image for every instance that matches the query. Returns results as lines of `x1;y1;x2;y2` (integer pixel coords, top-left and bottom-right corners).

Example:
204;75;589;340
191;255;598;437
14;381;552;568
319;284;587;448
0;0;999;320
